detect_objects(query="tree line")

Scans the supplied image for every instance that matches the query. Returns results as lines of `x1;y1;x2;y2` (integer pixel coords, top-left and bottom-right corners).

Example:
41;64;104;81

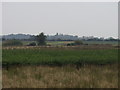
1;33;119;41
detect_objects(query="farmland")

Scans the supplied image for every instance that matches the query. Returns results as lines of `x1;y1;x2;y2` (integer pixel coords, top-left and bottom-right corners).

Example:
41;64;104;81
2;41;119;88
20;40;118;46
2;48;118;66
1;1;119;88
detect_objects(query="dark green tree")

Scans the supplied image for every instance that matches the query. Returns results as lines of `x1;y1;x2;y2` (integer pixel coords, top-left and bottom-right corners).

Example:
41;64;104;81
36;32;46;45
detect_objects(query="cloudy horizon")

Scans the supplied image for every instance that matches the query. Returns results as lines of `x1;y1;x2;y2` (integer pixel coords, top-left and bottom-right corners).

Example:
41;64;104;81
2;2;118;38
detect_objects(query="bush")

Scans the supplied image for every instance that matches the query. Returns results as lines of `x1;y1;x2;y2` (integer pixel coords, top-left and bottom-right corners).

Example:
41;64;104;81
3;40;23;46
67;43;76;46
67;40;83;46
27;42;36;46
47;44;51;46
74;40;83;45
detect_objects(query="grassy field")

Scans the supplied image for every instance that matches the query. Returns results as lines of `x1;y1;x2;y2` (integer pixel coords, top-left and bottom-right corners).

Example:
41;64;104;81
2;64;118;88
2;48;118;66
20;40;118;46
2;43;119;88
21;41;74;46
83;41;118;45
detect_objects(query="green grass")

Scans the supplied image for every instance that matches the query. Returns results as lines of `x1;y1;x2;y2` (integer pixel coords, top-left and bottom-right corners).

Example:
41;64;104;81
83;41;118;45
2;40;118;46
47;41;73;46
17;41;73;46
23;41;118;45
2;48;118;66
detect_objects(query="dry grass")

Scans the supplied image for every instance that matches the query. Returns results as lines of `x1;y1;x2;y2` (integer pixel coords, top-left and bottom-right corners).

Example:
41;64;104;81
2;64;118;88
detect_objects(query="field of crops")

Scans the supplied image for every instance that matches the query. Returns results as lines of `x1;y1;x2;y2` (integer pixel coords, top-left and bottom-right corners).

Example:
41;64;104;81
2;45;119;88
2;48;118;66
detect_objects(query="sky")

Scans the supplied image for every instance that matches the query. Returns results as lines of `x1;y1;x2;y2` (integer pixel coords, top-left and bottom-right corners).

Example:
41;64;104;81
2;2;118;38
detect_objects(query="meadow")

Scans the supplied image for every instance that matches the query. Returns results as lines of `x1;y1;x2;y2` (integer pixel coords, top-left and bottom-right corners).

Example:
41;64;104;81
21;40;118;46
2;41;119;88
2;64;118;88
2;48;118;66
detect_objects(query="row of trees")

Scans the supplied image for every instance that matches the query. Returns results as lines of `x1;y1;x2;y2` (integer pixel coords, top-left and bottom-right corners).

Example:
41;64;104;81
30;32;84;46
1;33;119;41
3;32;119;46
3;32;47;46
3;32;84;46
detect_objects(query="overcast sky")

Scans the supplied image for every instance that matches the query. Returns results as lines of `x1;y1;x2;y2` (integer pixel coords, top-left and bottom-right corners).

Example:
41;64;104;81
2;2;118;38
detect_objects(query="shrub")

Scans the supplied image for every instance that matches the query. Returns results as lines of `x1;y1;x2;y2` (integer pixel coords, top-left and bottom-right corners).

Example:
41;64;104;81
67;40;83;46
74;40;83;45
3;40;23;46
67;43;76;46
27;42;36;46
47;44;51;46
67;43;71;46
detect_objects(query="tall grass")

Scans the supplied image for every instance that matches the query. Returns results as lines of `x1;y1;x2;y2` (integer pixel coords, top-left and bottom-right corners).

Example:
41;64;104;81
2;65;118;88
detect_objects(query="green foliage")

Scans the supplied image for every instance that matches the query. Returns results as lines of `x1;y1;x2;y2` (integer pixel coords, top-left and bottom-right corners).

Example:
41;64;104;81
27;42;36;46
35;32;46;45
83;41;118;45
74;40;83;45
2;48;118;66
67;43;76;46
3;40;23;46
66;40;83;46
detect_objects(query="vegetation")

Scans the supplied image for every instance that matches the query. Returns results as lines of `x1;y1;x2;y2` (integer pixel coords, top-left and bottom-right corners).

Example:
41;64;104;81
83;41;118;45
2;65;118;88
74;40;83;45
35;32;46;45
67;43;76;46
27;42;36;46
2;34;118;88
2;48;118;66
3;40;23;46
67;40;83;46
1;33;119;41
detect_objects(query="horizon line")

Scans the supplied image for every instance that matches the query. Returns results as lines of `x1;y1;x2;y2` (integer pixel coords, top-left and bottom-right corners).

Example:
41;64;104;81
1;33;118;39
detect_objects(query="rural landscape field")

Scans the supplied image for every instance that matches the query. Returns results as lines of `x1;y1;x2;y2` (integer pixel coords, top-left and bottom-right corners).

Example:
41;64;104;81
1;38;119;88
1;2;119;88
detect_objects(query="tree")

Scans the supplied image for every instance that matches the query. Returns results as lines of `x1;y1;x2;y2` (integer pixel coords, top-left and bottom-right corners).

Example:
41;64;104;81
35;32;46;45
